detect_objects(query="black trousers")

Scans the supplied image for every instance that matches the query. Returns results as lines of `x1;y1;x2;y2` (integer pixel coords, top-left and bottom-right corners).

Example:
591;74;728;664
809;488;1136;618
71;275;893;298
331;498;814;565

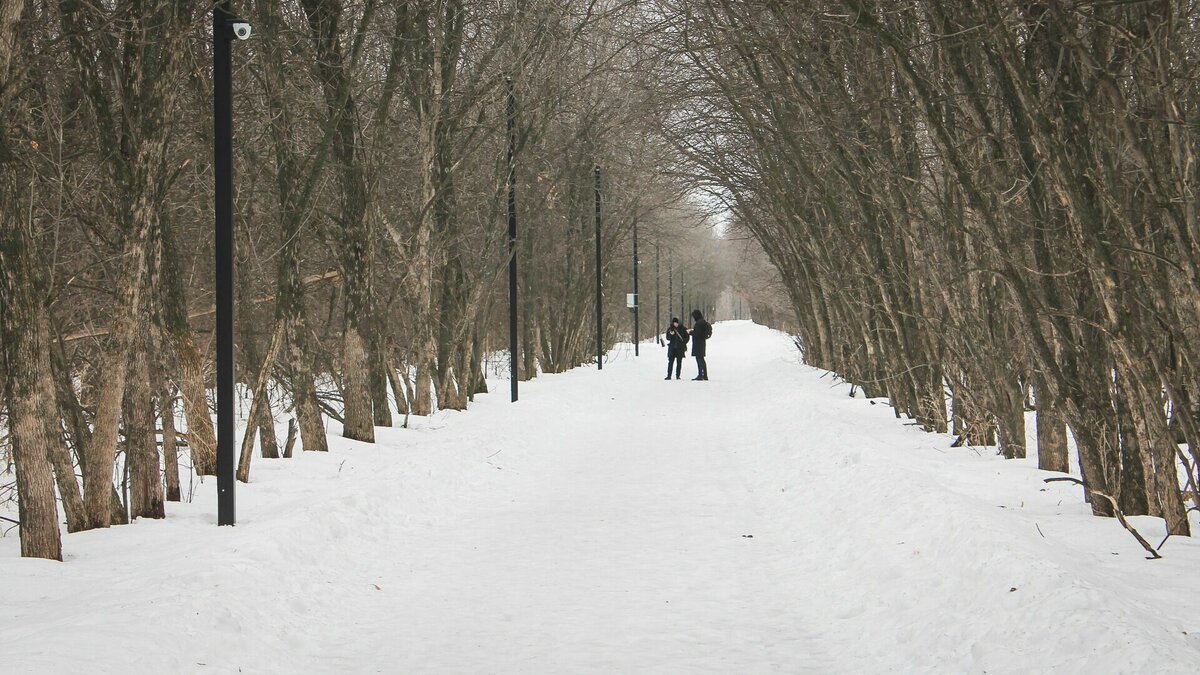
695;355;708;379
667;352;684;378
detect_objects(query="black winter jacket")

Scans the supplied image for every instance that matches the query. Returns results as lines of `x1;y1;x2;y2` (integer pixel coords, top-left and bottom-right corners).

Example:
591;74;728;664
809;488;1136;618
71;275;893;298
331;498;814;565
665;325;690;357
691;320;711;357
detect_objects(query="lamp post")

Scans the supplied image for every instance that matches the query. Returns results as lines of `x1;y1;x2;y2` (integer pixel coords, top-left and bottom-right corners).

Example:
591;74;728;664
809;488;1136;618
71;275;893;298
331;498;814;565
655;243;660;345
632;216;639;356
506;76;518;402
680;273;686;322
594;166;602;370
213;3;250;526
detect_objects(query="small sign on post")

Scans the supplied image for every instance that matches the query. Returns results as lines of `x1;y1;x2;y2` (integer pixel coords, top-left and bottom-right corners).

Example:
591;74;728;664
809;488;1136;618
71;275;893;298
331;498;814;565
626;293;638;309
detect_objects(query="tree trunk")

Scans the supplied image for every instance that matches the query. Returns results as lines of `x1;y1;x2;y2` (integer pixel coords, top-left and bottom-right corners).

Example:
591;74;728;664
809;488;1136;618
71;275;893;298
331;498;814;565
0;269;64;560
47;341;90;532
341;326;376;441
386;360;410;416
1069;403;1120;518
123;345;165;520
44;414;86;533
470;330;489;396
86;339;138;529
238;321;286;482
368;336;393;427
289;334;328;453
237;260;279;460
952;384;996;447
255;390;280;459
283;418;298;459
1036;396;1070;473
0;44;63;553
1113;374;1150;516
922;363;947;434
108;484;129;526
159;384;181;502
997;379;1027;460
412;366;434;416
177;338;217;475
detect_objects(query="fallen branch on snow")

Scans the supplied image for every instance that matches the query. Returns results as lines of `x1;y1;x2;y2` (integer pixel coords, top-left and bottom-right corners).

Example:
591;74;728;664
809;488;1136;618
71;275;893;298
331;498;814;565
1044;477;1162;559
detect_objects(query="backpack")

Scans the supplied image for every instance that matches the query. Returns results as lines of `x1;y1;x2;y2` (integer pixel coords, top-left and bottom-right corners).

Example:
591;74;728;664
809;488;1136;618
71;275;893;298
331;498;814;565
704;323;713;340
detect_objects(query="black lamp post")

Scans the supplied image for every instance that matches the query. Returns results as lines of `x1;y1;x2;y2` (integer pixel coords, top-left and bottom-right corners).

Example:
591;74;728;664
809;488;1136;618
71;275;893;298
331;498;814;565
632;217;639;356
655;243;661;346
594;166;602;370
680;273;686;322
214;3;250;526
506;76;518;402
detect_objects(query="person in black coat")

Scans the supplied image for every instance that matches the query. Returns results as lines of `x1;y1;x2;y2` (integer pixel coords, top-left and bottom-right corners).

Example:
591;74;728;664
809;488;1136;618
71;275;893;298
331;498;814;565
664;317;689;380
688;309;711;380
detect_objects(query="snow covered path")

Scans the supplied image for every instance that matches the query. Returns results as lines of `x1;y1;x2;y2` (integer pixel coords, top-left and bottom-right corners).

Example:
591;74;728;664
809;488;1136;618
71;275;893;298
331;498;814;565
4;321;1200;673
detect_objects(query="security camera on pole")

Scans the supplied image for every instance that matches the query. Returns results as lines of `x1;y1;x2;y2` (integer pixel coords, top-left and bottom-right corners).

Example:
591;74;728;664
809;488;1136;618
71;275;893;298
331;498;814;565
213;2;250;526
231;20;252;40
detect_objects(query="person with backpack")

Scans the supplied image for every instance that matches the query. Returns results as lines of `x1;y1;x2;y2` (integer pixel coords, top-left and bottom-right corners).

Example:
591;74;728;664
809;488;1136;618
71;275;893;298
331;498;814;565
688;309;712;380
664;317;689;380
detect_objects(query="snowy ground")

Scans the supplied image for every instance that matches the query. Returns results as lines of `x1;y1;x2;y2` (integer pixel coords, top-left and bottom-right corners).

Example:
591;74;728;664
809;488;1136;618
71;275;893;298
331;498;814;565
3;321;1200;673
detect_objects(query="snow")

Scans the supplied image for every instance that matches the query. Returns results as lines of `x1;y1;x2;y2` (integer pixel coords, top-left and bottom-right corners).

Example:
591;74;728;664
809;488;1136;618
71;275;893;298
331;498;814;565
3;320;1200;673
